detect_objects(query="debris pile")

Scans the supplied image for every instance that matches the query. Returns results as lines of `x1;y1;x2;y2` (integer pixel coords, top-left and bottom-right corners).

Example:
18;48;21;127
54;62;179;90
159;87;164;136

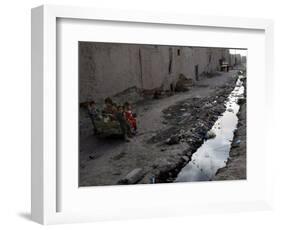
147;83;237;182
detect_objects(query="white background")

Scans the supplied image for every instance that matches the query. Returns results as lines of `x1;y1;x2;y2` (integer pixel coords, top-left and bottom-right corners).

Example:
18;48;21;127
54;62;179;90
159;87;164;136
0;0;280;229
57;18;267;216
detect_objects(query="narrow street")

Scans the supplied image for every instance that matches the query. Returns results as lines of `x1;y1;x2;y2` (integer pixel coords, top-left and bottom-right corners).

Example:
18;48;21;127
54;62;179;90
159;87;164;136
79;70;240;186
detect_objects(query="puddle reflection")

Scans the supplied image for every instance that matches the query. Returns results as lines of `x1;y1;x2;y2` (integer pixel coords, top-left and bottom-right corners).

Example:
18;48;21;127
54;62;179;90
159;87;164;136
175;76;245;182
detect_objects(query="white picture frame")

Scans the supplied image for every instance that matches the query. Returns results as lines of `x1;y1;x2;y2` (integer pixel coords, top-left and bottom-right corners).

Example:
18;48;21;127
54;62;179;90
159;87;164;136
31;5;274;225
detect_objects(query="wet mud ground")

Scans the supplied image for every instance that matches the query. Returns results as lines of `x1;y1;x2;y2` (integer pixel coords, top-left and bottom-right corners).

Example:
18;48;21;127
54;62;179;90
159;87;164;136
79;70;245;186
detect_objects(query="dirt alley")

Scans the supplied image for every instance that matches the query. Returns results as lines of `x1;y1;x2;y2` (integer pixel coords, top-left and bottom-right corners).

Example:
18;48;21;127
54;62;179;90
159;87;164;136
79;70;241;186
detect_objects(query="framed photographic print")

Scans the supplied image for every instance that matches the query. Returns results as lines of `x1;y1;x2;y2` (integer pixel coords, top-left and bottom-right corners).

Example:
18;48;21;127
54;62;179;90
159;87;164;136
31;5;274;224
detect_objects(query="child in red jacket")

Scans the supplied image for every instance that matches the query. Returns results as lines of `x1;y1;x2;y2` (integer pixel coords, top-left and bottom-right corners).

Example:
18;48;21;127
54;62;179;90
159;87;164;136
124;102;137;133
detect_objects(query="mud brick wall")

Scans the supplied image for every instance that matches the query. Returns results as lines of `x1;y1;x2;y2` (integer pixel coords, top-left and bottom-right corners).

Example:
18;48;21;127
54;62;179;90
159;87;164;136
79;42;231;104
79;43;232;139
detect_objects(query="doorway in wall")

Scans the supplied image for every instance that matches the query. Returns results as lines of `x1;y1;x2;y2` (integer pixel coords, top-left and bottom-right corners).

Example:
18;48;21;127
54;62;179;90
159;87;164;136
195;65;199;81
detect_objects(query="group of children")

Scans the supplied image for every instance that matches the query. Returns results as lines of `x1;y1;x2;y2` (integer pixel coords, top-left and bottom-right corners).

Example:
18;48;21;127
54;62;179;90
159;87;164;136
87;97;137;141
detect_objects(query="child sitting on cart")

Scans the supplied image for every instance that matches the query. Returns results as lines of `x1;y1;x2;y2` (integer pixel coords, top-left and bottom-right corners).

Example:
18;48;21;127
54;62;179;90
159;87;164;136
123;102;137;134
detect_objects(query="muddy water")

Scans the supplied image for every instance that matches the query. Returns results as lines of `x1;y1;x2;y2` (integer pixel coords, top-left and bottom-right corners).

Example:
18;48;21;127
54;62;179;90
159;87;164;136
175;76;245;182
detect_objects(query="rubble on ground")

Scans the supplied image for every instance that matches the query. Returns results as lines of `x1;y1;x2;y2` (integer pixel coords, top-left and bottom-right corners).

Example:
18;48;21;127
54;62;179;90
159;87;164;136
117;168;145;184
206;130;216;139
146;81;237;182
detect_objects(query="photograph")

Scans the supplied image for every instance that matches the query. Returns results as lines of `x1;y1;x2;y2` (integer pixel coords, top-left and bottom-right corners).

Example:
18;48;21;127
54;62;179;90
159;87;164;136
78;42;247;186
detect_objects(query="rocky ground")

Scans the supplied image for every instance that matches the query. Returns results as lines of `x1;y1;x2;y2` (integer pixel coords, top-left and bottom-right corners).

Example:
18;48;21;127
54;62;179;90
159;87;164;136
214;78;247;180
79;70;240;186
